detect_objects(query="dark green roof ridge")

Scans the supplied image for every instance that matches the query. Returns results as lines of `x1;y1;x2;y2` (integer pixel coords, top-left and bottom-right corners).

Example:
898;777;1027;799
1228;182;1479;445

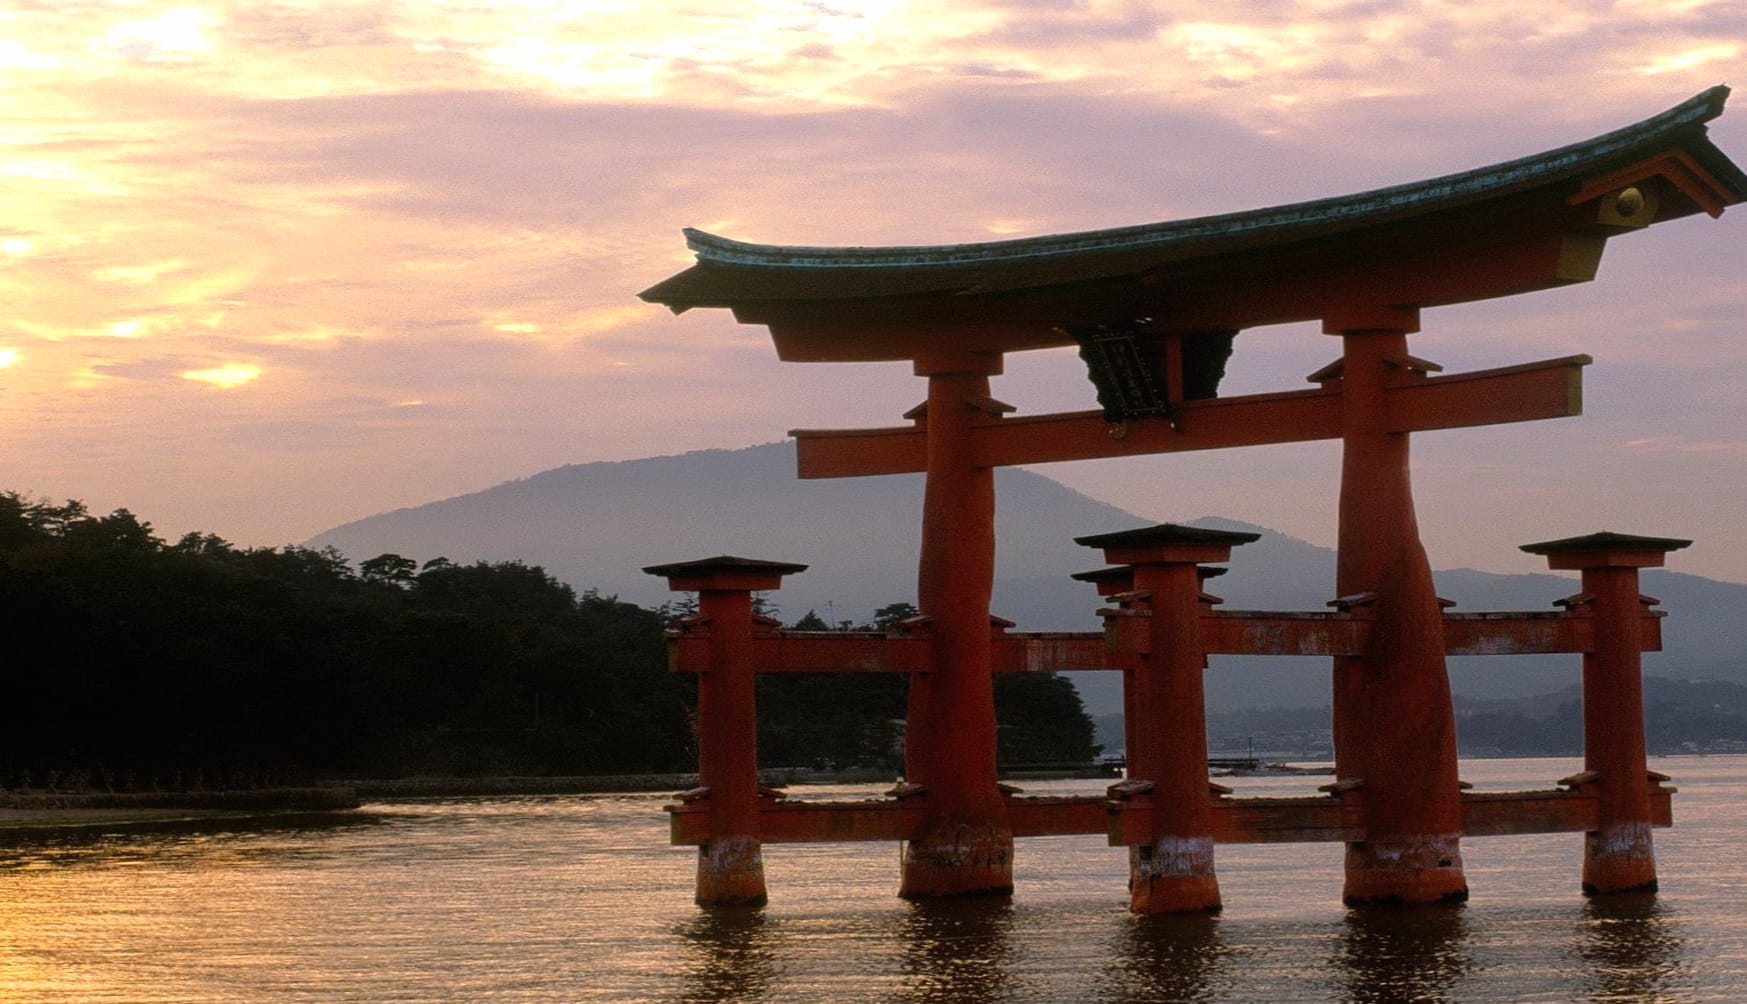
660;86;1737;277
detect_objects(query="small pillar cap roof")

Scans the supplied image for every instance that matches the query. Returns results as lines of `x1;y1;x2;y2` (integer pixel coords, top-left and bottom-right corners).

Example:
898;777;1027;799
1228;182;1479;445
1071;564;1228;582
642;555;809;578
1519;531;1692;556
1075;523;1262;550
1070;566;1132;584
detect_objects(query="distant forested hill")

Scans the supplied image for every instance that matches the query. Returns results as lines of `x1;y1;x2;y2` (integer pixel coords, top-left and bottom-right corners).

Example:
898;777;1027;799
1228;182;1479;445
0;491;1094;788
309;442;1747;714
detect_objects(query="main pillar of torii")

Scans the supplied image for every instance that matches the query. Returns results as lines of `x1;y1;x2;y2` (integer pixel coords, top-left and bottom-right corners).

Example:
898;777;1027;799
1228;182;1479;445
899;349;1014;895
1325;305;1467;903
640;87;1743;904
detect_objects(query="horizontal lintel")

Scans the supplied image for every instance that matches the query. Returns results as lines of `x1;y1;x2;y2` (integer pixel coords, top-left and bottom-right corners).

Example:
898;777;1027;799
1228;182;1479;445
668;605;1661;673
669;799;927;844
670;788;1670;846
794;355;1589;478
992;632;1110;672
1385;354;1589;432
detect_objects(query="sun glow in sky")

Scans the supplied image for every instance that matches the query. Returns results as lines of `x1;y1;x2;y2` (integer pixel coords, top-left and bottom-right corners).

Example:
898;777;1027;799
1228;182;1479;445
1;0;1743;582
181;363;261;389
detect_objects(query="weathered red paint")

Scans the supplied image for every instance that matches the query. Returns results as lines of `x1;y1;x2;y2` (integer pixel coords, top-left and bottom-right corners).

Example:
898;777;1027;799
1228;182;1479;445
668;786;1672;846
1524;533;1691;895
1329;317;1469;906
664;606;1663;675
791;355;1590;478
690;587;764;907
1078;526;1257;913
1132;560;1221;912
1580;560;1659;898
901;351;1014;898
643;557;805;907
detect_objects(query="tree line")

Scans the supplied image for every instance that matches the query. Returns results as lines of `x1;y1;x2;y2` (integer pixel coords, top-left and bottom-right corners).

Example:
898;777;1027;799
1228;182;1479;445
0;493;1095;791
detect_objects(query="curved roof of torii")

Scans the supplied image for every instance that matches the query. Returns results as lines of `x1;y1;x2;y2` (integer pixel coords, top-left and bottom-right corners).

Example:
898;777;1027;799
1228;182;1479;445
640;86;1745;362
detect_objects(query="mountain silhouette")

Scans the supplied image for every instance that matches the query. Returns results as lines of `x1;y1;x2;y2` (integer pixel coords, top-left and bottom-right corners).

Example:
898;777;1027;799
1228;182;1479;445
309;442;1747;714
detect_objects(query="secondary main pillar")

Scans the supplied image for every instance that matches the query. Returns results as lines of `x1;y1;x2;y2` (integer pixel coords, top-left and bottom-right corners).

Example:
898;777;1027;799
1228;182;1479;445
900;350;1014;897
1325;306;1467;905
1522;531;1690;895
1078;523;1257;913
644;555;806;907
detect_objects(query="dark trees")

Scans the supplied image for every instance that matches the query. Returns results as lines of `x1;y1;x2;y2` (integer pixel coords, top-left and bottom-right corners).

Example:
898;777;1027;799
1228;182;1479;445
0;494;1099;787
995;673;1099;766
0;493;687;785
748;603;1098;771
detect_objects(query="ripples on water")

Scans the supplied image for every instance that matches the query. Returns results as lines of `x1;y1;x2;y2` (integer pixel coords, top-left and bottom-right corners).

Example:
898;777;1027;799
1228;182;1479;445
0;758;1742;1002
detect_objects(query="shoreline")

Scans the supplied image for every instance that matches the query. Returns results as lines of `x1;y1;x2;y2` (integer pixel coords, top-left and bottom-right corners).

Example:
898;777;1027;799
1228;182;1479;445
0;765;1126;832
0;787;364;834
344;765;1125;799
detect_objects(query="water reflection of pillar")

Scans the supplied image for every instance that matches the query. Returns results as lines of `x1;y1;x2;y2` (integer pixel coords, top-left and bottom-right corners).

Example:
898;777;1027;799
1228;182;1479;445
1326;308;1467;906
893;898;1016;1002
1336;905;1471;1004
1078;523;1256;914
1522;532;1690;896
1102;913;1227;1003
644;555;807;908
677;909;782;1002
1576;894;1683;1002
900;350;1014;898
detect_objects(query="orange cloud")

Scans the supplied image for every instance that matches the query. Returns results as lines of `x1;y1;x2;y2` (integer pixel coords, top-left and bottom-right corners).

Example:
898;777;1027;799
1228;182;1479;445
0;0;1738;587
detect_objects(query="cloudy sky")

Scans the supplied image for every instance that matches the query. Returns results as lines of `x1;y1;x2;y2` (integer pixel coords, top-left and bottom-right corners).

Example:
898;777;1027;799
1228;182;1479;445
2;0;1743;583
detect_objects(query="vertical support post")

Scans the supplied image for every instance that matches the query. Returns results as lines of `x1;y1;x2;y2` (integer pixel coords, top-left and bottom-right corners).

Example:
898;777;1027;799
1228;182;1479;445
1324;306;1468;905
1073;565;1143;781
1078;524;1257;914
644;555;806;908
1522;532;1690;895
901;350;1014;897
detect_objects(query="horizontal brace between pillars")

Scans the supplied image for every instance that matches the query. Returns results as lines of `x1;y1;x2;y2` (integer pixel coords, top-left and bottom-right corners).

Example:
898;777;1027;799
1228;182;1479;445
1111;789;1672;845
669;799;930;844
664;796;1120;845
667;611;1663;672
1129;611;1661;658
793;355;1589;478
1109;795;1363;845
667;789;1672;845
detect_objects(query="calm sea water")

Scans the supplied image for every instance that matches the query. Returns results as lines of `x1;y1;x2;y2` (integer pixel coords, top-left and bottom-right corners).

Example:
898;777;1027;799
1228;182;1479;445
3;756;1745;1002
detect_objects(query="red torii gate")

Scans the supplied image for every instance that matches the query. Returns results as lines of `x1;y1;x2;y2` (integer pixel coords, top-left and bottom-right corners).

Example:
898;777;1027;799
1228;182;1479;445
639;87;1744;910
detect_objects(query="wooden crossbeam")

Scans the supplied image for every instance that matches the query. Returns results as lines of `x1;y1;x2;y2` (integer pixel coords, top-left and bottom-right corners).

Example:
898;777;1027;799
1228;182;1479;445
792;355;1590;478
668;788;1671;845
993;632;1110;672
666;605;1660;674
1110;789;1672;846
1017;610;1659;664
1195;609;1661;658
669;798;925;844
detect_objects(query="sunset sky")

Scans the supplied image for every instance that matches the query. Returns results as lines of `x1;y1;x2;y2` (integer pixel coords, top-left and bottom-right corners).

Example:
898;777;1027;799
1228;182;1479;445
2;1;1743;583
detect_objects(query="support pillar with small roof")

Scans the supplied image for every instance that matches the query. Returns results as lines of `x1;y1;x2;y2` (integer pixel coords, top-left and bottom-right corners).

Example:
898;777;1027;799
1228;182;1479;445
1077;523;1258;913
643;555;807;908
1521;531;1691;895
